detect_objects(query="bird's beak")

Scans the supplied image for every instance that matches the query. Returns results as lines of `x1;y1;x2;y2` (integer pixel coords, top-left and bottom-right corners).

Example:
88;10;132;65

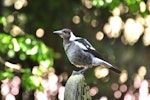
53;30;63;35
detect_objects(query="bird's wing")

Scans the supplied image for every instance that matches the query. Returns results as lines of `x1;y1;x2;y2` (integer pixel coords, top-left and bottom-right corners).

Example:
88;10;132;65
74;38;94;50
74;38;104;60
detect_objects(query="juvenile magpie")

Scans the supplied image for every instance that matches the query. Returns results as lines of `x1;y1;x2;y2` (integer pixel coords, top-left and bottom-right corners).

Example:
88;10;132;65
53;28;121;74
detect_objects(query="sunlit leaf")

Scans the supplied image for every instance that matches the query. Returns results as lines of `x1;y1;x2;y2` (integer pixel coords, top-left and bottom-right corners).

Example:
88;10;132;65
7;49;15;58
0;17;7;26
19;53;27;60
0;68;14;80
32;66;43;76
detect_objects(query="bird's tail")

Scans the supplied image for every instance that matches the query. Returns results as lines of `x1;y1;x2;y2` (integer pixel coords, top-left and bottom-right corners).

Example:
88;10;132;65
102;61;121;74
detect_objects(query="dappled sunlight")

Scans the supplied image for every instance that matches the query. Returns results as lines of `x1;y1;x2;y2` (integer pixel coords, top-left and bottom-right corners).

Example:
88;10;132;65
123;18;144;45
7;15;14;23
100;96;108;100
10;25;25;36
120;84;127;93
138;66;147;77
1;76;20;99
36;28;44;38
72;16;80;24
103;16;123;38
82;0;93;9
89;87;99;96
96;31;104;41
58;86;65;100
83;14;91;23
124;93;135;100
3;0;27;10
91;19;98;28
34;73;65;100
94;66;109;79
6;94;15;100
14;0;28;10
101;4;150;46
139;80;149;99
112;7;120;16
114;90;122;99
111;83;119;91
143;27;150;46
119;70;128;83
140;1;146;13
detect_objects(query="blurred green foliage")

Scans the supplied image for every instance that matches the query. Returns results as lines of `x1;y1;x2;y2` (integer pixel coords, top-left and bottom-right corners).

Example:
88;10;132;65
0;17;54;91
92;0;147;14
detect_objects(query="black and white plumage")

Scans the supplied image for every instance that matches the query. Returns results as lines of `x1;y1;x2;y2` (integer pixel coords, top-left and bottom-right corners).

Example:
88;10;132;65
53;28;121;74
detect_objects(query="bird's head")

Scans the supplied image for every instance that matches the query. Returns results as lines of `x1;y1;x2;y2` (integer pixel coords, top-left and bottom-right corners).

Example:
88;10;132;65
53;28;76;40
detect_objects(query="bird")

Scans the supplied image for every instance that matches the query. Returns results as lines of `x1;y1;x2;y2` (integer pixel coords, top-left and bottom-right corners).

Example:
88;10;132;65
53;28;121;74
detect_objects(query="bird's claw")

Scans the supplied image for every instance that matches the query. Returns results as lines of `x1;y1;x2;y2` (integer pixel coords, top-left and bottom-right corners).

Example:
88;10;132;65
72;67;90;75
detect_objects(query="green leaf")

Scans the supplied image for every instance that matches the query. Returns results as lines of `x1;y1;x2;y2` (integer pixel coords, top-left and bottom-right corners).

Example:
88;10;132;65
0;17;7;26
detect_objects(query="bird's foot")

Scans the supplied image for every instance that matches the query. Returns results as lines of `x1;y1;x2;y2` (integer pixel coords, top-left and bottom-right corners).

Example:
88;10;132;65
72;67;90;75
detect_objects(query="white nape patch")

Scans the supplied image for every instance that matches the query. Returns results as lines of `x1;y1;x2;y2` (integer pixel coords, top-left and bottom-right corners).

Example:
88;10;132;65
69;32;78;41
74;41;88;50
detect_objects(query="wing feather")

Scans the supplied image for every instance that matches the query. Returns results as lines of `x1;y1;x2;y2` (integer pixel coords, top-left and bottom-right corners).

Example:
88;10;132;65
75;38;105;60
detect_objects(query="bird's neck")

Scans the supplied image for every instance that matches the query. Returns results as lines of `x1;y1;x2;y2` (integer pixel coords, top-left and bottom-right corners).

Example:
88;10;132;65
63;39;72;52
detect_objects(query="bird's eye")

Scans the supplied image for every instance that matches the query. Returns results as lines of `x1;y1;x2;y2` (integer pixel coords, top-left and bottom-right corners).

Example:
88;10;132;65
63;30;70;35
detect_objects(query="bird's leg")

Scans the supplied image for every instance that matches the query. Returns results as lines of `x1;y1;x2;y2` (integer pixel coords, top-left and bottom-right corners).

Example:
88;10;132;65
72;67;91;75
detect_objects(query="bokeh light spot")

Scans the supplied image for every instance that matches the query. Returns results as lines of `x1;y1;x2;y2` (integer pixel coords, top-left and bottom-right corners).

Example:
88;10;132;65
114;90;122;99
90;87;99;96
124;93;135;100
82;0;93;9
58;86;65;100
103;23;111;34
112;7;120;16
1;84;10;96
119;84;127;93
6;94;15;100
100;96;108;100
143;27;150;46
124;18;144;45
138;66;147;77
119;70;128;83
139;80;148;97
96;31;104;41
111;83;119;91
72;16;80;24
94;66;109;79
7;15;14;23
134;74;142;89
11;87;19;95
10;25;25;36
140;1;146;12
36;28;44;38
91;19;98;27
14;0;24;10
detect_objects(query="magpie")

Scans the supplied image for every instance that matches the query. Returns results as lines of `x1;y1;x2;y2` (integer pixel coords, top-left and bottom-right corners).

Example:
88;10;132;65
53;28;121;74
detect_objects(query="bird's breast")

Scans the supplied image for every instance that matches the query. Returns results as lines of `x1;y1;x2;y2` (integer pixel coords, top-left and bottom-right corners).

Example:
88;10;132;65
63;41;92;67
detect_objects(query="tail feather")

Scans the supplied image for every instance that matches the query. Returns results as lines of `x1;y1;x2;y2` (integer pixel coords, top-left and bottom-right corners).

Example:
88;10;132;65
102;61;121;74
92;57;121;74
109;67;121;74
